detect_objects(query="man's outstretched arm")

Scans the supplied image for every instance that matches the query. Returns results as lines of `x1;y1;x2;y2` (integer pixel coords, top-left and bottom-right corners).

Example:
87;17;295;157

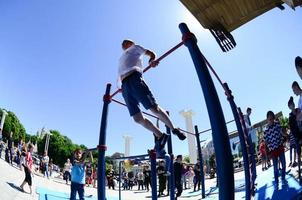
145;49;158;67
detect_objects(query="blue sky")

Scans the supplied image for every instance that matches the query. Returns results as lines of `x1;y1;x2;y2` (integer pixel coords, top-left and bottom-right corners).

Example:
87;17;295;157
0;1;301;157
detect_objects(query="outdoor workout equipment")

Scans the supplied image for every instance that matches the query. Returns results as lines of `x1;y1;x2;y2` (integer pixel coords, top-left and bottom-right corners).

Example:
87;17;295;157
179;23;234;200
96;23;261;200
112;154;149;200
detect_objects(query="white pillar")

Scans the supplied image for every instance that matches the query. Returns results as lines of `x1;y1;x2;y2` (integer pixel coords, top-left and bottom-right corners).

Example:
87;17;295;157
180;109;197;164
0;110;8;139
123;135;132;157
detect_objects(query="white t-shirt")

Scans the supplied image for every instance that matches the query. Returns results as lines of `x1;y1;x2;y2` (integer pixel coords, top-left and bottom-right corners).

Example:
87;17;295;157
64;162;72;172
118;45;146;83
42;155;49;164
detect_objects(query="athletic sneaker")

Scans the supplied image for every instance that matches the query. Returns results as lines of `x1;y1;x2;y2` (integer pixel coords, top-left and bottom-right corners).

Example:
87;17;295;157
152;143;166;158
154;134;168;151
172;128;186;140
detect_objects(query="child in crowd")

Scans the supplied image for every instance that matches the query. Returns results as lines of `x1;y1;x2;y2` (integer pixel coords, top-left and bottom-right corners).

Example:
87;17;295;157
263;111;286;188
70;149;92;200
259;139;267;171
63;158;72;184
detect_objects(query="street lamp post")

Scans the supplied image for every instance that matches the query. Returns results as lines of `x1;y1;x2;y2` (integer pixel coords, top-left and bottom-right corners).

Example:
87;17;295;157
41;128;52;154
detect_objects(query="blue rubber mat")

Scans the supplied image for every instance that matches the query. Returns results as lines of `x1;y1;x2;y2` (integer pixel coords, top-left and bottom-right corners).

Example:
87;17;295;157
36;187;118;200
255;167;302;200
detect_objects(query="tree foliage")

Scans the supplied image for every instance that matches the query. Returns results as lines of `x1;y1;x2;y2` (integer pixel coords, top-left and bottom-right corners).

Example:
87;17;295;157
1;108;92;168
0;109;26;144
37;130;88;167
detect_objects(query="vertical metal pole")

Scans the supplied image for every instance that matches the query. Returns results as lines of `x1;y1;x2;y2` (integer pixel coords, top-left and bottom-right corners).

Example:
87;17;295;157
97;83;111;200
150;149;158;200
166;126;175;200
238;108;256;196
179;23;234;200
119;161;122;200
194;126;205;198
223;83;251;200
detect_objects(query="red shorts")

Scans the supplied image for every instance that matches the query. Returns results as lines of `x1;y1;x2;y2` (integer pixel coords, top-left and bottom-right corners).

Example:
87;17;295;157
270;145;284;158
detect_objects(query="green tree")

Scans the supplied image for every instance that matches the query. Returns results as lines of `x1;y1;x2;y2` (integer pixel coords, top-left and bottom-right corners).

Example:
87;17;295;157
38;130;88;167
1;109;26;144
280;116;289;129
183;155;190;164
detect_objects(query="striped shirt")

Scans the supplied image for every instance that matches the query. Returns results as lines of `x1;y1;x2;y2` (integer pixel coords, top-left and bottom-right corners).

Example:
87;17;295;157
264;121;283;151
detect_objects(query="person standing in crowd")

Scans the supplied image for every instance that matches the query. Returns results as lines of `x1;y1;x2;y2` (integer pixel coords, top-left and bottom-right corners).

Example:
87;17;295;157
7;131;13;165
244;107;252;129
193;162;201;192
20;143;34;194
157;160;167;197
174;155;183;199
143;165;151;192
288;96;302;169
185;166;194;189
259;139;267;171
137;170;144;190
0;140;4;159
128;171;134;190
49;158;53;178
42;151;50;179
295;56;302;80
264;111;286;188
106;166;115;190
85;161;93;187
92;166;97;188
63;158;72;184
292;81;302;110
70;149;92;200
288;131;298;168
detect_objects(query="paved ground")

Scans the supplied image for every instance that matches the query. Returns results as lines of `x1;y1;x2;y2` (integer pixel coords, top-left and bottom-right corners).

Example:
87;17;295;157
0;149;302;200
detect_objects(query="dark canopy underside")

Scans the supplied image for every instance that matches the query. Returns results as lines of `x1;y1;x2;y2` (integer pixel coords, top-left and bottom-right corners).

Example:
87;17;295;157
180;0;302;32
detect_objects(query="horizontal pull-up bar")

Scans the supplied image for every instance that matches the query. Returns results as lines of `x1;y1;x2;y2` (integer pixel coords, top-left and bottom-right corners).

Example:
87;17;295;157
199;119;235;134
110;41;185;99
179;119;235;136
112;154;149;160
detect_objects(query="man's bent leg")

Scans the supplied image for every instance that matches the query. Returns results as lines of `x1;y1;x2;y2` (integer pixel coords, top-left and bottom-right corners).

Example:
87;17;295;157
133;112;162;138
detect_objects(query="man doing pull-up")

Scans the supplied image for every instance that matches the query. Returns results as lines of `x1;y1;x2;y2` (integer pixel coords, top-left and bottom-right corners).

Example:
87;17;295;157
118;39;186;150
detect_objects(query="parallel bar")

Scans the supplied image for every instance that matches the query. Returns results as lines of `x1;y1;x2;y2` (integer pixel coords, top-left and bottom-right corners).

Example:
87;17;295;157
238;108;257;196
224;83;251;200
179;23;234;200
97;83;111;200
198;119;235;134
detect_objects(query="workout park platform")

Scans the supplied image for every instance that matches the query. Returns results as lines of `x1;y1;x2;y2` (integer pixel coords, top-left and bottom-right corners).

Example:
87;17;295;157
35;161;302;200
